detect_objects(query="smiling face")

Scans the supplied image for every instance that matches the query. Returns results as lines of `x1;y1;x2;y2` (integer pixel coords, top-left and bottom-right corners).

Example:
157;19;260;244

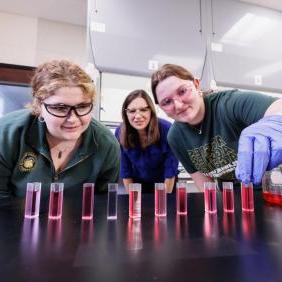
155;76;205;125
125;97;152;132
40;86;93;142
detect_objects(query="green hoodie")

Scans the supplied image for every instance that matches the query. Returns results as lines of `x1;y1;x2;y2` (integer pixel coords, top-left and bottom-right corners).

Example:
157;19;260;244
0;109;120;198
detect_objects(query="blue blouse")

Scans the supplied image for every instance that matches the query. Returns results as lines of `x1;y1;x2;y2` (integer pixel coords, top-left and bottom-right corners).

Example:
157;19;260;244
115;118;179;183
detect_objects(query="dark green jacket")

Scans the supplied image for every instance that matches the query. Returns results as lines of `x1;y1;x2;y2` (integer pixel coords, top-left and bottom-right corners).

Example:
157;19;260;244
0;109;120;197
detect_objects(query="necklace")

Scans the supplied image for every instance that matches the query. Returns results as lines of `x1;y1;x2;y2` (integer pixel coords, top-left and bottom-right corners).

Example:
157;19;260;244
190;123;203;135
46;133;81;159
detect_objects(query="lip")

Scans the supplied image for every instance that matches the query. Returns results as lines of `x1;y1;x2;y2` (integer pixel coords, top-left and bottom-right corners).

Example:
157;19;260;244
134;121;146;126
176;109;188;117
62;126;80;132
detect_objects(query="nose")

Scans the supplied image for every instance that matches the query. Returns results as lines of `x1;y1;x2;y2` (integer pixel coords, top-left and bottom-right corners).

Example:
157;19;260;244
134;110;144;118
65;108;79;121
174;99;183;110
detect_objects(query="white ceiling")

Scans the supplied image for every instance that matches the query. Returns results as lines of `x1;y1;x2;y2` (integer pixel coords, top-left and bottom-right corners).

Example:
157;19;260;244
0;0;87;26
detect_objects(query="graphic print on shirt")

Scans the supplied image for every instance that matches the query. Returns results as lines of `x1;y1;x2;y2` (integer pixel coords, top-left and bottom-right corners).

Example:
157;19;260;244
188;136;237;179
19;152;37;172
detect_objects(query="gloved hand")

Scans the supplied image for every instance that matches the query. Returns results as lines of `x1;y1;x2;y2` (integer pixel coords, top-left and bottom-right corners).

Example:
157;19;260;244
236;115;282;184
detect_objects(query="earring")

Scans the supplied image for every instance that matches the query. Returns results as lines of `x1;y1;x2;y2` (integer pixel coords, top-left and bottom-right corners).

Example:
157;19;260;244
38;116;45;123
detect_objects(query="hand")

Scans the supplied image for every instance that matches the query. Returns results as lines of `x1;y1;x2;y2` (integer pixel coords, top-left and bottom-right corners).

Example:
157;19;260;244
235;115;282;184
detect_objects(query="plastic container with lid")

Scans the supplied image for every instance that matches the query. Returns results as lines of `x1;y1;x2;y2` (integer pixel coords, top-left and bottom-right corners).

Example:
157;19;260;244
262;166;282;206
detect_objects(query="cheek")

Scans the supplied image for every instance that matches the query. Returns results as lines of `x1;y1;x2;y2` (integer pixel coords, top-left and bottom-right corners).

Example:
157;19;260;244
44;117;61;130
81;116;92;127
128;118;136;127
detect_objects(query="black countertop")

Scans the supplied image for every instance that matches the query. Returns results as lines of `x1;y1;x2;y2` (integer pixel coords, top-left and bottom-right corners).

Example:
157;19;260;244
0;191;282;282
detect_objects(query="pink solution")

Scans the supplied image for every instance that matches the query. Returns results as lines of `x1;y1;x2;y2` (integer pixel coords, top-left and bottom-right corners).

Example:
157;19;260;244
223;188;234;213
129;190;141;218
48;189;63;219
155;188;167;217
176;187;187;215
204;188;217;213
25;188;41;218
82;184;94;220
241;183;254;212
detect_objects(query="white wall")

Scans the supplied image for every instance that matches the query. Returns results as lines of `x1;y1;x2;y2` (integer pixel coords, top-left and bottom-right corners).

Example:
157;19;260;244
0;12;37;66
0;11;86;67
36;19;86;65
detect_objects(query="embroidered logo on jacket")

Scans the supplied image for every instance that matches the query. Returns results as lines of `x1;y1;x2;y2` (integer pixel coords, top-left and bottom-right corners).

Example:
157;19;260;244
19;152;37;172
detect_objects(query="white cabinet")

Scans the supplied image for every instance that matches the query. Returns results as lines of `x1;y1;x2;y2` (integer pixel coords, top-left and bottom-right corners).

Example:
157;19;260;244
89;0;205;78
211;0;282;92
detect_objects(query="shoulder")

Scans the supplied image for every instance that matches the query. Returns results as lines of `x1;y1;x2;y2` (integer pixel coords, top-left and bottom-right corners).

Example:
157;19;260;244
167;122;186;143
114;124;122;139
158;118;173;134
204;89;239;103
89;119;119;149
158;118;172;127
206;89;277;104
0;109;34;134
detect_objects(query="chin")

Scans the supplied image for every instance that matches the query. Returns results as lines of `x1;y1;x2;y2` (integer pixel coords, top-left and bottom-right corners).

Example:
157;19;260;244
63;132;82;141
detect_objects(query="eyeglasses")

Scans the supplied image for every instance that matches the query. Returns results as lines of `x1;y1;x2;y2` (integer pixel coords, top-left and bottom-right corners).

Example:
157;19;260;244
125;106;151;116
43;102;93;118
159;85;195;110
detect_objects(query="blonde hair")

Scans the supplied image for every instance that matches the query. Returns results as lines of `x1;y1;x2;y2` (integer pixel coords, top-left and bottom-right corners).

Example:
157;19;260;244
29;59;96;115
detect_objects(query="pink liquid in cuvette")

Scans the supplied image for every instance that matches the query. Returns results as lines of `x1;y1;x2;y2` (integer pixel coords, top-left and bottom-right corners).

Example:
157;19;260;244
176;187;187;215
241;183;254;212
129;190;141;219
223;188;234;213
155;187;166;217
25;183;41;218
49;187;63;219
82;184;94;220
204;187;217;213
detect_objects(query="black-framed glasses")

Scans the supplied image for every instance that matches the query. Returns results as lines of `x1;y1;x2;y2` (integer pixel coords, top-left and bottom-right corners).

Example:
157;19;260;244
125;106;151;116
43;102;93;118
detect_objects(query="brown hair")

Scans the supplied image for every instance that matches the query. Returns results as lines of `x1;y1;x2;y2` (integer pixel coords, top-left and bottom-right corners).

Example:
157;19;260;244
119;89;160;149
151;64;195;104
29;59;96;115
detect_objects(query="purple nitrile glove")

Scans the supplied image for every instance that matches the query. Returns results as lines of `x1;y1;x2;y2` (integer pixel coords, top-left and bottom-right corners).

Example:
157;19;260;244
236;115;282;184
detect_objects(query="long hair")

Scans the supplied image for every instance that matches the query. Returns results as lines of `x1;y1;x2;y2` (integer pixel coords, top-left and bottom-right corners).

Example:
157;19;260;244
119;89;160;149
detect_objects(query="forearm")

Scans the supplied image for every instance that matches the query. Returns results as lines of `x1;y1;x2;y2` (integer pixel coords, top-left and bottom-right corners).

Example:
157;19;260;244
190;172;213;192
165;177;175;193
123;178;134;192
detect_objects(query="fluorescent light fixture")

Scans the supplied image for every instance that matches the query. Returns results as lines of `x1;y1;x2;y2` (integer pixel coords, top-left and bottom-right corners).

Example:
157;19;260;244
221;13;277;46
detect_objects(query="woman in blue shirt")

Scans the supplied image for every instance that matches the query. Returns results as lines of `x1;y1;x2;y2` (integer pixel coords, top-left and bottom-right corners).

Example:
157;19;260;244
115;89;178;193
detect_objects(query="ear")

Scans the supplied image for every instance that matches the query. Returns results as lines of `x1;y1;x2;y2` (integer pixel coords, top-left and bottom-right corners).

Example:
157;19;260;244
193;78;200;90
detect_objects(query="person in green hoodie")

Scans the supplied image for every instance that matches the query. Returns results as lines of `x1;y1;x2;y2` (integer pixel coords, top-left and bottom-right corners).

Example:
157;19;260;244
0;59;120;198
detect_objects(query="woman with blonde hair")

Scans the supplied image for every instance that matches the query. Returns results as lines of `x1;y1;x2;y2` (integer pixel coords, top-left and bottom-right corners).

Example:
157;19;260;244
0;59;120;197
